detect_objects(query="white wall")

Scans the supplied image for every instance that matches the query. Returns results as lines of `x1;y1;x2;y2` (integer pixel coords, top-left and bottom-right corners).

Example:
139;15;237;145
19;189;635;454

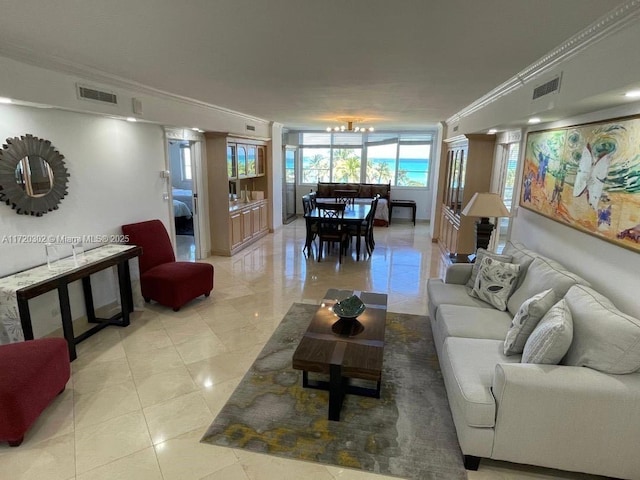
0;103;169;336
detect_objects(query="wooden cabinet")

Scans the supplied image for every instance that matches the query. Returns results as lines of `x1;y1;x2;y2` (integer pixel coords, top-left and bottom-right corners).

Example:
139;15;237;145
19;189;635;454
437;134;496;257
206;133;271;256
237;145;247;177
257;146;266;176
230;212;242;249
259;202;268;231
247;146;257;177
227;145;237;179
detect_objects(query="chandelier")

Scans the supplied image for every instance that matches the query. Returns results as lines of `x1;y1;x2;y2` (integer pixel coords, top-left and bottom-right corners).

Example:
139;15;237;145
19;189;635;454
326;121;374;133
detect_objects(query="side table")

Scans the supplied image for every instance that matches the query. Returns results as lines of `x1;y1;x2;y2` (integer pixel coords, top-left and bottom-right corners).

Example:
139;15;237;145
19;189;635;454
389;199;416;225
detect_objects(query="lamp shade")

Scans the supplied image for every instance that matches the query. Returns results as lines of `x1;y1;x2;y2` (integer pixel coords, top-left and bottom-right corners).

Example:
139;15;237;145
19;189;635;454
461;192;510;218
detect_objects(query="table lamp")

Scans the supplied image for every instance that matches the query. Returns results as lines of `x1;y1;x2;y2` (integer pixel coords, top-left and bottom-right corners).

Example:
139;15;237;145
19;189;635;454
461;192;510;252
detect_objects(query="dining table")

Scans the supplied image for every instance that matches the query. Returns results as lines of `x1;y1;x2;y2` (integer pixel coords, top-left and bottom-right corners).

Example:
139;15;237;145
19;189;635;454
304;202;371;261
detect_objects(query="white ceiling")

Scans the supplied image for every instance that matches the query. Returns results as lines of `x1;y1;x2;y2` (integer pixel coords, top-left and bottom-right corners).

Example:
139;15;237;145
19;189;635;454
0;0;622;130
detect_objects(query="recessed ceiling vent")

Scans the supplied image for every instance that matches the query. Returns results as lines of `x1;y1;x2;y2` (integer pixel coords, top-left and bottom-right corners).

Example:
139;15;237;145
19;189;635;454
532;74;562;100
246;124;256;132
76;84;118;105
453;125;459;132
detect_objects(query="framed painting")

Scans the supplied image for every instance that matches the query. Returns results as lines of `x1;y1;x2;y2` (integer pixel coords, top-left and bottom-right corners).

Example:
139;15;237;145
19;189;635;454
520;115;640;252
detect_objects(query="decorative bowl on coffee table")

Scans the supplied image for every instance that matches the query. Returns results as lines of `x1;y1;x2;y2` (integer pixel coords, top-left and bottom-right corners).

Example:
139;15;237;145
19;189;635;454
332;295;366;336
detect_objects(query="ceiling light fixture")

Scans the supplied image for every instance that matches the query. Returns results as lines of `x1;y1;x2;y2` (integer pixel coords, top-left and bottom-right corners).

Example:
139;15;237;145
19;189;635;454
625;90;640;98
528;117;541;124
126;117;137;122
0;97;13;104
487;129;497;134
326;121;374;133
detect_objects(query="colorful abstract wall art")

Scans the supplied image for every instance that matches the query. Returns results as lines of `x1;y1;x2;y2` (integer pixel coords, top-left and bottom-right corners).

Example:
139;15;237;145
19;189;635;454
520;116;640;252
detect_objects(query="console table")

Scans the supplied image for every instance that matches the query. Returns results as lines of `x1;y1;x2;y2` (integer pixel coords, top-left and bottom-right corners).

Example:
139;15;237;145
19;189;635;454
389;199;417;225
0;244;141;361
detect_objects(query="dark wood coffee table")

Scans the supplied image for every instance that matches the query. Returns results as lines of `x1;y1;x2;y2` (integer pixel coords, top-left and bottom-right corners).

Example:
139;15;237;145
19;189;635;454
292;289;388;421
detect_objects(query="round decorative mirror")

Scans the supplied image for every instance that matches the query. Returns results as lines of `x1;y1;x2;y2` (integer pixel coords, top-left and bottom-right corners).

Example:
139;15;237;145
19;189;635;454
0;134;69;216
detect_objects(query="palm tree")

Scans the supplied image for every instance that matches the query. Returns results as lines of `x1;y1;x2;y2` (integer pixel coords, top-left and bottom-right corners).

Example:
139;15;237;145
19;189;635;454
367;160;392;183
303;153;329;183
333;149;361;182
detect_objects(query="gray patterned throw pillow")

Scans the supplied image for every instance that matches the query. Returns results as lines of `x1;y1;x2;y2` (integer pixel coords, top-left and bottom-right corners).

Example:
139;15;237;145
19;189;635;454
472;257;520;311
522;299;573;365
504;289;557;355
465;248;513;294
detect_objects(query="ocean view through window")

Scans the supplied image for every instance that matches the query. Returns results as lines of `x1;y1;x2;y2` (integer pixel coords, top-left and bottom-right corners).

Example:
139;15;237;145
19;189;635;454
298;132;434;187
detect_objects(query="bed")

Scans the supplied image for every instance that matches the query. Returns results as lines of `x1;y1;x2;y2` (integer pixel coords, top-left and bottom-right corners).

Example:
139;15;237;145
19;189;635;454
172;189;194;235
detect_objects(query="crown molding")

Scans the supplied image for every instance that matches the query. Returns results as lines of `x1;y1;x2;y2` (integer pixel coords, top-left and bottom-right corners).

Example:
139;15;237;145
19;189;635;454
447;0;640;125
0;42;270;125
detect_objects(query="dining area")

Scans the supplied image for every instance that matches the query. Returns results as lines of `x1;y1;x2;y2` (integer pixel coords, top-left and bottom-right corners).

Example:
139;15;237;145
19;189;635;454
302;192;380;263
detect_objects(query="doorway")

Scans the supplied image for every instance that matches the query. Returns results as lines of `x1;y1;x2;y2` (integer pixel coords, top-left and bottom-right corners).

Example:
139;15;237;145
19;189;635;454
283;146;297;224
168;139;201;261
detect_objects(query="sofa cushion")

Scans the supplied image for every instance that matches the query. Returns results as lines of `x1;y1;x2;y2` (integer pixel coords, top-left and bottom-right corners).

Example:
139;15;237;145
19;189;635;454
465;248;513;292
504;289;557;355
522;299;573;365
370;184;389;198
317;183;331;197
471;257;520;311
502;241;537;288
563;285;640;374
441;337;521;428
436;305;512;341
427;278;495;319
507;257;589;317
359;184;372;197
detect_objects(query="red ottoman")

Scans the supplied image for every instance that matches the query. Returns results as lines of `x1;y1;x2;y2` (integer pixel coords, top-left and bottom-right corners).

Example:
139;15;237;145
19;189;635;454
0;338;70;446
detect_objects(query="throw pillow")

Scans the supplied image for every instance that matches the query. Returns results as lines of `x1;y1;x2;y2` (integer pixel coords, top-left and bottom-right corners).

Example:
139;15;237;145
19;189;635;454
465;248;513;294
503;289;557;355
471;257;521;311
563;285;640;374
522;299;573;364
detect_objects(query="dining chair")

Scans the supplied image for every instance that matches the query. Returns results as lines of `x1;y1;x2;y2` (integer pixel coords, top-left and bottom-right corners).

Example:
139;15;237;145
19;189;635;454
334;189;358;207
302;194;318;255
348;194;379;256
316;202;349;263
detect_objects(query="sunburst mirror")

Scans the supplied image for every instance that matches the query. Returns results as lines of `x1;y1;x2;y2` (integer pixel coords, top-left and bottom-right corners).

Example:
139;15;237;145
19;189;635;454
0;134;69;216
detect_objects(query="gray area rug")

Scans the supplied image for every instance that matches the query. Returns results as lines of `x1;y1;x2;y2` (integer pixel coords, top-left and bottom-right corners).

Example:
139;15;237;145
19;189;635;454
201;303;467;479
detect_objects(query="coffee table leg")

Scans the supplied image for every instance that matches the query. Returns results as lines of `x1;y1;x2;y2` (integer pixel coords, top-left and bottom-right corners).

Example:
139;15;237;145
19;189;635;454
329;363;344;421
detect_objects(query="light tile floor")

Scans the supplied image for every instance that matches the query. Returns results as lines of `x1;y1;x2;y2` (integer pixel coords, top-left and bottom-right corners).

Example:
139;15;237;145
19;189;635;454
0;219;610;479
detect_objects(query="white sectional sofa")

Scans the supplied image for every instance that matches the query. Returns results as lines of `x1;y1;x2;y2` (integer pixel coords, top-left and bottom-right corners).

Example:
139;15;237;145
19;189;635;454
427;241;640;479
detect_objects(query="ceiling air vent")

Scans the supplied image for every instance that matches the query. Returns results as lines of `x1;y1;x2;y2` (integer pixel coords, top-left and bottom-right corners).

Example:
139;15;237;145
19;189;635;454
532;74;562;100
246;124;256;132
453;125;459;132
76;84;118;105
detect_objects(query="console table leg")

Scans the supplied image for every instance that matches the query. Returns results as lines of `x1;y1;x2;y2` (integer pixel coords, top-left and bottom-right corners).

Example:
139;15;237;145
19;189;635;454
117;261;132;326
58;284;77;361
82;276;97;323
16;298;34;341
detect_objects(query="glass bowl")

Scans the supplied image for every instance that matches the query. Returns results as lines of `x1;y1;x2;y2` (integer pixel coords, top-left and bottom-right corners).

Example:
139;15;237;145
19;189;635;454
333;295;366;319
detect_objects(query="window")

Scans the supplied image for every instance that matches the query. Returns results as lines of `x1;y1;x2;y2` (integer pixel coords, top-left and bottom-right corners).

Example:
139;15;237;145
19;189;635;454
332;148;362;182
298;132;433;187
301;147;330;183
367;143;397;183
285;149;296;183
181;145;192;180
397;143;430;186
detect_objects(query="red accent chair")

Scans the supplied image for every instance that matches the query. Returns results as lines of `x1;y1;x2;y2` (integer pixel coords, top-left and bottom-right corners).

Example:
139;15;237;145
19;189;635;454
0;338;70;446
122;219;214;311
